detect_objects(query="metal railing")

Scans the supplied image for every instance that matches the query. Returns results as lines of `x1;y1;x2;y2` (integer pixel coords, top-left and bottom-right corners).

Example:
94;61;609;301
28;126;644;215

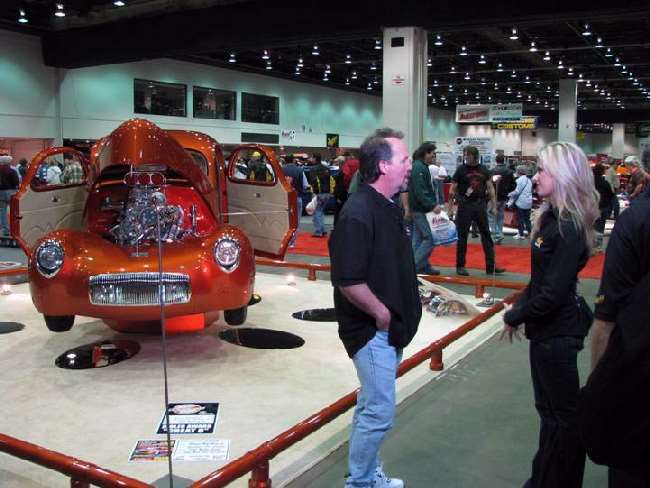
0;433;153;488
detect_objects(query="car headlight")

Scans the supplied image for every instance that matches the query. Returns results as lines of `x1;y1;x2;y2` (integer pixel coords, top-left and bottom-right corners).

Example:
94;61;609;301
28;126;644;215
35;239;65;278
213;237;240;273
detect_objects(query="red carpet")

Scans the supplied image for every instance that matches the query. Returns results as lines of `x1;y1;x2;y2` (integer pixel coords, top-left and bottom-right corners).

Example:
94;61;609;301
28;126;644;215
288;232;605;279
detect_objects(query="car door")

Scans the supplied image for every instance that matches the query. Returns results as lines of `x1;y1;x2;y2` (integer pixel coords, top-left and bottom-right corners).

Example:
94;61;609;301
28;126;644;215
226;145;297;258
11;147;89;252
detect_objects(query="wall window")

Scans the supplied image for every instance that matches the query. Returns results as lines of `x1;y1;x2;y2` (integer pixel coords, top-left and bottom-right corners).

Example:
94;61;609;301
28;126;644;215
134;79;186;117
193;86;236;120
241;93;279;125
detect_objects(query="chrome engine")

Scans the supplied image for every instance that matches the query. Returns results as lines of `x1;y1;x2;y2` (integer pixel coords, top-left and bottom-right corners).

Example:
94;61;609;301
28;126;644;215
108;174;189;247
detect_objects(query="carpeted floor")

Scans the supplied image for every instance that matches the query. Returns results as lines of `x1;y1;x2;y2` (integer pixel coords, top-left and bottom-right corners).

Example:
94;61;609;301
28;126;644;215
288;232;605;279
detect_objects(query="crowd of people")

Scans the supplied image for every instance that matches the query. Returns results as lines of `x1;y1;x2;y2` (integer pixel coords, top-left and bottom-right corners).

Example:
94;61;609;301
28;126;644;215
329;127;650;488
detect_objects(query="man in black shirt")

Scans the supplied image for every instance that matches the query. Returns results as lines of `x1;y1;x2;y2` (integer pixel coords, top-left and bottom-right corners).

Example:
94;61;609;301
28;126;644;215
489;154;515;245
449;146;505;276
329;128;421;488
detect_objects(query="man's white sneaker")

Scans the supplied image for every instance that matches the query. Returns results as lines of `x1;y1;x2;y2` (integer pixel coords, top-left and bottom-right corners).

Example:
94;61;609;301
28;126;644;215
512;234;525;240
374;466;404;488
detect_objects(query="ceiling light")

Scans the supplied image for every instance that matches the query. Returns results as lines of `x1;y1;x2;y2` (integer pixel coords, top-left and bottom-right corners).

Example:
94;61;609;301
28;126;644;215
582;23;592;36
312;44;319;55
557;59;564;69
460;46;468;56
345;54;352;64
370;63;377;71
113;0;126;6
497;63;504;72
524;75;531;84
18;9;28;23
434;35;443;46
54;3;66;17
449;66;457;74
529;41;537;52
595;37;604;48
494;82;499;89
509;27;519;40
510;70;517;78
324;64;331;74
427;57;432;67
480;77;487;85
433;79;439;86
351;71;358;80
516;92;522;98
621;65;628;73
614;57;621;66
375;39;382;50
464;72;471;80
543;51;551;61
228;53;236;63
322;74;329;81
345;78;350;85
585;80;592;87
367;83;372;91
448;84;454;92
605;48;613;57
265;63;272;70
297;57;304;67
262;49;269;60
464;88;469;94
535;99;541;104
478;54;487;65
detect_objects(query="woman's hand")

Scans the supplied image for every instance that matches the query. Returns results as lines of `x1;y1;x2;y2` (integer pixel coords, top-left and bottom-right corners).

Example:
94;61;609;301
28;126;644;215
500;303;522;343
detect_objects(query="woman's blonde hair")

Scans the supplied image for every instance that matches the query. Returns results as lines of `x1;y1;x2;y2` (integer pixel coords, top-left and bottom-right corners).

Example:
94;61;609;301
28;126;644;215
532;142;599;251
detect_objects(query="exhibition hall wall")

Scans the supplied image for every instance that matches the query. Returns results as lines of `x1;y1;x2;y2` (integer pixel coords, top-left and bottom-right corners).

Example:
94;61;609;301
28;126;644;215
0;28;639;158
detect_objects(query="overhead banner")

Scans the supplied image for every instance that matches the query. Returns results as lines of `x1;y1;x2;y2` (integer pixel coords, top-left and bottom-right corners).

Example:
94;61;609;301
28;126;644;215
456;104;523;123
453;137;494;168
492;116;538;130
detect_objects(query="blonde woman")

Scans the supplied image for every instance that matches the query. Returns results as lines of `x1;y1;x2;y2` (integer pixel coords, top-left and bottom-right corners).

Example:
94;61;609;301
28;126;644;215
501;142;599;488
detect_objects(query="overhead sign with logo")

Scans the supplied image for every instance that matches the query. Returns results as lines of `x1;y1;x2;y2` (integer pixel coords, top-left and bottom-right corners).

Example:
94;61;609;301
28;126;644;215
456;104;523;124
492;116;538;130
326;133;339;148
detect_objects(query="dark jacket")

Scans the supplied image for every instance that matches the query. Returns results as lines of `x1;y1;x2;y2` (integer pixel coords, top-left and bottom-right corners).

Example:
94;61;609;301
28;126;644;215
594;175;615;209
407;159;437;213
492;165;515;202
505;207;590;340
308;164;331;194
0;165;19;191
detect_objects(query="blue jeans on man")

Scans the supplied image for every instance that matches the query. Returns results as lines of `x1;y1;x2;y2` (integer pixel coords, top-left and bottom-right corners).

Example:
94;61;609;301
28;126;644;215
312;193;330;236
0;189;14;236
411;212;435;274
488;201;506;242
347;330;402;487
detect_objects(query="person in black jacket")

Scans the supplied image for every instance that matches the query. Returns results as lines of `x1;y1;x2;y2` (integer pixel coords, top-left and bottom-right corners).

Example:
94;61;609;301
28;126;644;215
502;141;599;488
593;164;615;251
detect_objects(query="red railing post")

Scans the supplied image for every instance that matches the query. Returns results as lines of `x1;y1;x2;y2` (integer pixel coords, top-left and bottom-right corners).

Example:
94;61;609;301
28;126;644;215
248;461;271;488
70;479;90;488
475;284;485;298
429;348;444;371
307;268;316;281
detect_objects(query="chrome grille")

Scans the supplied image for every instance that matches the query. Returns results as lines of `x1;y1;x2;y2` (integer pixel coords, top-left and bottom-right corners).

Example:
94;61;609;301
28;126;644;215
89;272;191;306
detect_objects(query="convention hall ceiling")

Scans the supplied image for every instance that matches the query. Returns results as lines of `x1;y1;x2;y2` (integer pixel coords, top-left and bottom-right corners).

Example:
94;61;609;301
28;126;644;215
2;0;650;122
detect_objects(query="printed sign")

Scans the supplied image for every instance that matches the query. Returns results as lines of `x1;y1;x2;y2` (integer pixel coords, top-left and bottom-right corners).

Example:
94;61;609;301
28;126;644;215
129;440;175;462
157;402;219;435
491;116;537;130
326;133;340;148
173;439;230;462
391;74;406;85
456;104;523;123
453;137;494;168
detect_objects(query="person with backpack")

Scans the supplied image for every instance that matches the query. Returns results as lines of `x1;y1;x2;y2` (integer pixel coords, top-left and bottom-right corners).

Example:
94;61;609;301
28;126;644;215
307;154;332;237
507;165;534;240
282;155;309;247
585;149;650;487
489;154;515;245
501;142;599;488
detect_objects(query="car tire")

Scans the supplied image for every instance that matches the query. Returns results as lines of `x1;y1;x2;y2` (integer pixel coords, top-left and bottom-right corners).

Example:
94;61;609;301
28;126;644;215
44;315;75;332
224;306;247;326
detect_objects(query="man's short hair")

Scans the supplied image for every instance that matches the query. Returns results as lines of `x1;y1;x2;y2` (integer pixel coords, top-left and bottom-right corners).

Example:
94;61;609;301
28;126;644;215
359;128;404;184
63;153;73;160
495;154;505;165
412;141;437;162
464;146;479;160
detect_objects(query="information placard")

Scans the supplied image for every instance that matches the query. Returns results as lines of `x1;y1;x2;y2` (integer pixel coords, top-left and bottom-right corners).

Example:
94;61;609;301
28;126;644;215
157;402;220;435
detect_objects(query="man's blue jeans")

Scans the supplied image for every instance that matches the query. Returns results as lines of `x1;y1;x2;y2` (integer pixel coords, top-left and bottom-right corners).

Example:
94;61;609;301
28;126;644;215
348;331;402;487
312;193;330;236
488;201;505;240
0;189;14;235
412;212;435;273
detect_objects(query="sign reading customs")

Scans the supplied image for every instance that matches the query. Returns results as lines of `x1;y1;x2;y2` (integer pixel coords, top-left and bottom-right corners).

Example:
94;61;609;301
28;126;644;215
492;117;538;130
326;133;340;148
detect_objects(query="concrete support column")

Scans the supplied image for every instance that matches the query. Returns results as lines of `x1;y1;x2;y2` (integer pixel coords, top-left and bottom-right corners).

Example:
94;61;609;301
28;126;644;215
558;79;577;144
611;123;625;158
382;27;427;154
